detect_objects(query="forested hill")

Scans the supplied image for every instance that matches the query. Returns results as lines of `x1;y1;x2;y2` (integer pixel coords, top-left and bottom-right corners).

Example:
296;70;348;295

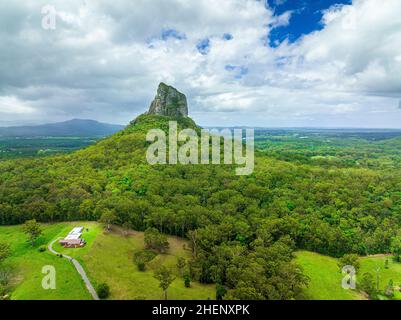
1;84;401;299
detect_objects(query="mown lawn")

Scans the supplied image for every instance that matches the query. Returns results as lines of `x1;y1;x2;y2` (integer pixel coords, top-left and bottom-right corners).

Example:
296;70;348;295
77;227;215;300
359;255;401;300
0;223;91;300
23;222;215;300
2;222;215;300
295;251;364;300
7;222;401;301
51;222;102;261
296;251;401;300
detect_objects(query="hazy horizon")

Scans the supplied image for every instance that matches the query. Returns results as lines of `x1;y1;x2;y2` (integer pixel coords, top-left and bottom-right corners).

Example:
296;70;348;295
1;117;401;131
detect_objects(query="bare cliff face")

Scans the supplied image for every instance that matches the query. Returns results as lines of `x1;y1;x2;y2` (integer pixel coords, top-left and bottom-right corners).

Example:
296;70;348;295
147;83;188;117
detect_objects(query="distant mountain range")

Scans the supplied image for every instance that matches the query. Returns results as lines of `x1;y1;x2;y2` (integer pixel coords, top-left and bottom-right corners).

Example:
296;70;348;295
0;119;125;137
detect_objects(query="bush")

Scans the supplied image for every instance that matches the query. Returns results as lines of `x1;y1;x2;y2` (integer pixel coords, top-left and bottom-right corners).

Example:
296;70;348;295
0;266;12;297
97;283;110;299
176;257;186;275
133;249;157;271
359;272;375;297
385;279;394;298
338;254;360;272
216;283;227;300
184;272;191;288
144;228;169;253
136;261;146;271
38;245;46;253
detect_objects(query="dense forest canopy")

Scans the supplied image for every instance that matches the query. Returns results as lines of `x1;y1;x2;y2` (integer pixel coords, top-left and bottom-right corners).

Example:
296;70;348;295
1;113;401;299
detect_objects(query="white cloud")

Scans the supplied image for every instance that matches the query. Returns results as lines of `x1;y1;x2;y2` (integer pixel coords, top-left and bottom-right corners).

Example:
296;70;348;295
0;0;400;127
0;96;36;114
288;0;401;96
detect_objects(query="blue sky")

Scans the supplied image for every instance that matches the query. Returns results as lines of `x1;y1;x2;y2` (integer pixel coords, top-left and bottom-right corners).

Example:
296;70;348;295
0;0;400;128
267;0;352;46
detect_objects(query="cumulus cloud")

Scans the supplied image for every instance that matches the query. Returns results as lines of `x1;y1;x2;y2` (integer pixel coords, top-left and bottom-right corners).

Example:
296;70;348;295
0;96;36;114
0;0;400;127
290;0;401;96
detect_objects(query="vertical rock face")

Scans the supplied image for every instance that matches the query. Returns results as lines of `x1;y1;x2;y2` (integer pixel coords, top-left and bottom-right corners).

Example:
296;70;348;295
147;83;188;117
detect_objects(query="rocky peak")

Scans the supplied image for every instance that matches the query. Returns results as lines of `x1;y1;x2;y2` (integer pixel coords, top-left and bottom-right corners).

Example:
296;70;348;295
147;83;188;117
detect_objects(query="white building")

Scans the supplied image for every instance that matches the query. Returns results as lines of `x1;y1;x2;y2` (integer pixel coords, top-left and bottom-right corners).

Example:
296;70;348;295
59;227;85;248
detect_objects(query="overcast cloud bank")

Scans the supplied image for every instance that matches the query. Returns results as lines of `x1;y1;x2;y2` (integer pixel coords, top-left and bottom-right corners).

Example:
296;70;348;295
0;0;400;127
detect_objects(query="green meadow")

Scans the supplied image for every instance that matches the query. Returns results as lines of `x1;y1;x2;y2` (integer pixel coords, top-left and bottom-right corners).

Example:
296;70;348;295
6;221;401;301
0;223;91;300
0;222;214;300
359;255;401;300
296;251;401;300
55;224;215;300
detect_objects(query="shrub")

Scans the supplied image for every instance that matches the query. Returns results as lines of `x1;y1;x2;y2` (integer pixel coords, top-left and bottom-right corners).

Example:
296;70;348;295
133;249;157;271
359;272;375;297
97;283;110;299
184;272;191;288
0;266;12;298
0;284;8;299
136;261;146;271
144;228;169;253
216;283;227;300
176;257;186;275
38;245;46;253
338;254;360;272
385;279;394;298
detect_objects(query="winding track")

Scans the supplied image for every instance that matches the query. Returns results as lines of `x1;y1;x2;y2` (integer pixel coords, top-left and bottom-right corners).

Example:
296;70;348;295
48;237;99;300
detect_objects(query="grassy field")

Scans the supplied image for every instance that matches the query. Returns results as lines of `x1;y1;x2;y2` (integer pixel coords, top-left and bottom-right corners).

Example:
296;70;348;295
296;251;401;300
296;251;363;300
1;222;215;300
5;222;401;300
359;255;401;300
55;225;215;300
0;223;91;300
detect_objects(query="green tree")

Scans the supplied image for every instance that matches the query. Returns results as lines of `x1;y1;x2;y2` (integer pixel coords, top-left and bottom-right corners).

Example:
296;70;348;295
154;266;176;300
176;257;186;276
187;230;198;257
136;261;146;271
144;227;169;253
183;271;191;288
359;272;376;297
384;279;394;298
97;283;110;299
216;283;227;300
338;254;360;272
23;220;43;246
99;209;117;232
391;236;401;262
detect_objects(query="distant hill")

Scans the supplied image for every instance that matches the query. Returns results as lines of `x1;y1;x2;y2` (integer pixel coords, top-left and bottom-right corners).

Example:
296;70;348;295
0;119;124;137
